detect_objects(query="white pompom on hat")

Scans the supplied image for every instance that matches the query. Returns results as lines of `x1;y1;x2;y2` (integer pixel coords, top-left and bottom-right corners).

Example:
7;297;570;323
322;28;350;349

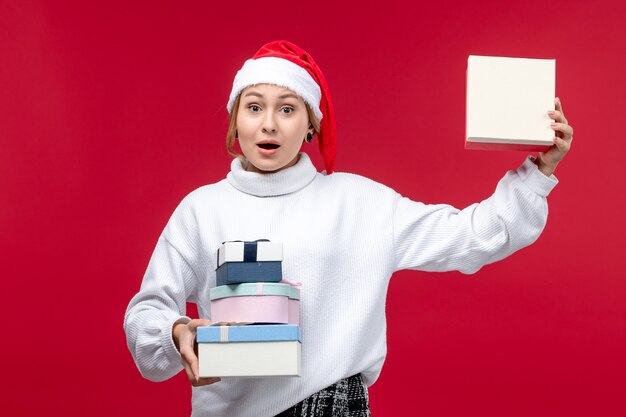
227;40;337;174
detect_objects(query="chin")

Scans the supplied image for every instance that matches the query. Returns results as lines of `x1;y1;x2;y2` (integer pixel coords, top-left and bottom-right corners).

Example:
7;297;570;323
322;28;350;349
245;153;299;174
248;160;287;173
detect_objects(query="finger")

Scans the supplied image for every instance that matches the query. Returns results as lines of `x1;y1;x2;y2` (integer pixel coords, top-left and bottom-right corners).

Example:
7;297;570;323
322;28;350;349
555;97;566;119
547;110;568;125
180;353;199;381
564;125;573;140
181;345;221;386
188;319;212;331
553;123;573;140
179;332;201;381
553;136;571;154
181;358;197;383
550;122;573;140
183;344;201;381
192;377;222;387
180;319;212;385
547;110;563;122
179;337;201;384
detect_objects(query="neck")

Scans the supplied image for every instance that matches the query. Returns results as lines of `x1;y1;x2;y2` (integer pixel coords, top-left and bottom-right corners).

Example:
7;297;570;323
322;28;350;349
227;153;319;197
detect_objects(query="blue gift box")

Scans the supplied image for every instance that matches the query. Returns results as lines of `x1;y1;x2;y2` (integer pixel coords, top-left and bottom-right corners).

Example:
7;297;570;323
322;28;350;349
197;324;300;343
215;261;282;286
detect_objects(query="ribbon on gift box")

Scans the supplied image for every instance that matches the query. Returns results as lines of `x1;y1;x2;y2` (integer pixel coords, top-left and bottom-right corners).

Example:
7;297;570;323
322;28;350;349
220;326;229;342
243;240;269;262
280;280;302;299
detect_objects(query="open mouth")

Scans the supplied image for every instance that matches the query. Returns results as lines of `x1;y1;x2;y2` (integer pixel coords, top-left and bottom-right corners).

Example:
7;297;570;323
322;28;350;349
257;143;280;150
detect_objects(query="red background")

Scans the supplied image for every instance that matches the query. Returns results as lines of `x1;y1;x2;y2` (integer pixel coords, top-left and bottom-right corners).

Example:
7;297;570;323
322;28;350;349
1;1;625;416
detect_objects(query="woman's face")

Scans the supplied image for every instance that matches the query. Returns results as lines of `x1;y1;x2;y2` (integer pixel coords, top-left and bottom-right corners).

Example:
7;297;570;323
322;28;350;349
236;84;312;174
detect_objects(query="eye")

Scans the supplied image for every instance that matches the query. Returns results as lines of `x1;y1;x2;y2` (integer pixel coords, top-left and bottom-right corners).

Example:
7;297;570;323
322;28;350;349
248;105;261;112
281;107;294;114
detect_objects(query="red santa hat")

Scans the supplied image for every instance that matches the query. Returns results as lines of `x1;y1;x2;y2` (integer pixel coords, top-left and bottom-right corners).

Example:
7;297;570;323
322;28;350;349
227;40;337;174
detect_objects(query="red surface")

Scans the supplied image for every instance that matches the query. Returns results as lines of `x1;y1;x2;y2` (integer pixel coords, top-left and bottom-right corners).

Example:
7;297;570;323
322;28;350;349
1;1;625;416
464;141;552;152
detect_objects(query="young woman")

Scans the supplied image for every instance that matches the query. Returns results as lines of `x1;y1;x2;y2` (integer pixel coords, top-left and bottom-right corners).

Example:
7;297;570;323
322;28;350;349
124;40;573;417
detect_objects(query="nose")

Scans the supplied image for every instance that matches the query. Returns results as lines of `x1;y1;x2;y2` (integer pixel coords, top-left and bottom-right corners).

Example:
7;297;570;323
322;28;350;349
262;110;278;134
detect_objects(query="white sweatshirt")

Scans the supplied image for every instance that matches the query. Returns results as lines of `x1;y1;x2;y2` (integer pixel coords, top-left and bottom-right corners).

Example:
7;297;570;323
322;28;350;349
124;153;557;416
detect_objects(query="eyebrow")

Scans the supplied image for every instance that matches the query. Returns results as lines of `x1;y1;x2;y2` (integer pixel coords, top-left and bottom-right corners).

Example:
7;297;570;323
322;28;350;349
243;91;299;100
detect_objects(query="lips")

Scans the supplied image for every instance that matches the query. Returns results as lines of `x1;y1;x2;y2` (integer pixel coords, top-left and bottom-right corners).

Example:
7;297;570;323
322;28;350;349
257;143;280;150
256;140;280;155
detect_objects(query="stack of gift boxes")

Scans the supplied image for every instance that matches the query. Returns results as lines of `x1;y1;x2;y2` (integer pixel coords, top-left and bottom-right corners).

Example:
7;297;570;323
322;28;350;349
197;240;301;378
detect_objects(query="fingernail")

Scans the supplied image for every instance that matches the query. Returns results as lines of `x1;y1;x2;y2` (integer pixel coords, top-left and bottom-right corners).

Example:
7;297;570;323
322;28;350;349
550;122;557;127
547;110;555;115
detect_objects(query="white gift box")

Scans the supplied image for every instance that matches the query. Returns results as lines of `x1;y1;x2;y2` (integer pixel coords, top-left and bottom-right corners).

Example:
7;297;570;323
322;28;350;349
466;55;556;151
217;240;283;267
197;324;301;377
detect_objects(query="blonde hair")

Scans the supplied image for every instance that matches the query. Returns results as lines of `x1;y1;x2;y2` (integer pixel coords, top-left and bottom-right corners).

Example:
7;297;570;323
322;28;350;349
226;93;321;159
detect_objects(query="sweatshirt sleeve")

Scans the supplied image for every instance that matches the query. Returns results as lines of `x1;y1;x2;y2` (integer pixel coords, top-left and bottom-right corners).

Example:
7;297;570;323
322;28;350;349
123;235;197;382
393;157;558;273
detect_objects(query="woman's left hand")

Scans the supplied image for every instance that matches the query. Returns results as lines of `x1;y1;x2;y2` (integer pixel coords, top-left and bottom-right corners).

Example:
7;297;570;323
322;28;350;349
535;97;574;177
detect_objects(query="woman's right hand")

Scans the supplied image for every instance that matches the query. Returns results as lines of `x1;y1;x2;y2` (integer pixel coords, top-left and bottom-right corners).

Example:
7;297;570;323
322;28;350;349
173;319;221;387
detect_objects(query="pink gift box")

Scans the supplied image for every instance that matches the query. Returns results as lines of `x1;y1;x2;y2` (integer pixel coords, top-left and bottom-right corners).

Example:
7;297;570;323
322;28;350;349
210;282;300;325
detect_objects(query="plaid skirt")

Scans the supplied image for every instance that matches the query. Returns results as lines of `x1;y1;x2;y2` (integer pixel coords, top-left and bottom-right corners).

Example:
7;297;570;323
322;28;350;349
275;374;370;417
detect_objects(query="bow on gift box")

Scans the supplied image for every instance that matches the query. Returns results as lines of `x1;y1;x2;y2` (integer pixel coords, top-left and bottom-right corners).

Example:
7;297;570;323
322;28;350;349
279;280;302;287
253;280;302;295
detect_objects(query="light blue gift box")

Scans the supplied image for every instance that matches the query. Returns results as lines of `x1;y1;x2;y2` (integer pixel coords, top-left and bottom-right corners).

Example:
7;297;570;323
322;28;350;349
197;324;300;343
